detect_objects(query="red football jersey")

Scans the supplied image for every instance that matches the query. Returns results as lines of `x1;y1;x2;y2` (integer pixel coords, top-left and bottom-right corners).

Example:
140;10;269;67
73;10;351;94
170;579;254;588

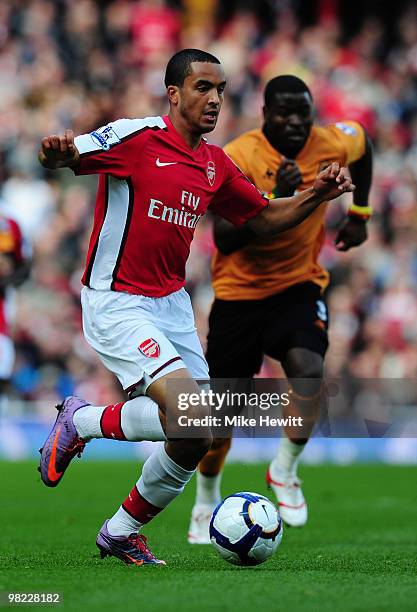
75;115;267;297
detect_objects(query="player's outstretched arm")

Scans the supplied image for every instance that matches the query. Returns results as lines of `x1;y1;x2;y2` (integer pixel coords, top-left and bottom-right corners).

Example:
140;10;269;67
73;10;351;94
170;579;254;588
214;216;255;255
247;162;354;237
38;130;80;170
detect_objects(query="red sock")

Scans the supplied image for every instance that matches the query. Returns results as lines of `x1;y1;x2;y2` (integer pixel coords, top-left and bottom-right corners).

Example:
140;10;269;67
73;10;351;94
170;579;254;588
122;485;162;524
100;402;126;440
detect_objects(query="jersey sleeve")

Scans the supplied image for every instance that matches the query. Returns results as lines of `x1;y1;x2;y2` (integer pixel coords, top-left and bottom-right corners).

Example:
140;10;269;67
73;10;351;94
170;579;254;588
74;116;166;178
331;121;366;165
209;151;267;226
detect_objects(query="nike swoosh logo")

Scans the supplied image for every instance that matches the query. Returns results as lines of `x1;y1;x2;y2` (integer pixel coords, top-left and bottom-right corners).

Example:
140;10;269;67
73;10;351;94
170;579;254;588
156;158;178;167
47;427;63;483
124;553;144;566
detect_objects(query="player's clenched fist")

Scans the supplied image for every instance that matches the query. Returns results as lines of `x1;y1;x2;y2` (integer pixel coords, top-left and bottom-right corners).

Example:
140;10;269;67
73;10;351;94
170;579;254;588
275;159;302;197
38;129;80;170
312;162;354;201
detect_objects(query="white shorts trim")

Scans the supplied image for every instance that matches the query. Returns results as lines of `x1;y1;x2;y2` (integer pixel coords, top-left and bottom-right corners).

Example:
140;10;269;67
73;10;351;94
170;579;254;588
81;287;209;395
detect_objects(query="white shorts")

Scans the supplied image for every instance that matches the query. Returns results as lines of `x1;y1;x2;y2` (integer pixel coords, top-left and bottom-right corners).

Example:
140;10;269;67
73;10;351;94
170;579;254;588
81;287;209;396
0;333;15;380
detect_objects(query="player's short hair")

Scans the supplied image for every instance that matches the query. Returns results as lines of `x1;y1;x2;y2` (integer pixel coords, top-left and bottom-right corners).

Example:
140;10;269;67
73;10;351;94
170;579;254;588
264;75;312;107
165;49;221;88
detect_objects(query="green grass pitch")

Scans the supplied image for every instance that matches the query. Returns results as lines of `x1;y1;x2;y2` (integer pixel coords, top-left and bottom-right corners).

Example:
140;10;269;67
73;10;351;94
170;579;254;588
1;460;416;611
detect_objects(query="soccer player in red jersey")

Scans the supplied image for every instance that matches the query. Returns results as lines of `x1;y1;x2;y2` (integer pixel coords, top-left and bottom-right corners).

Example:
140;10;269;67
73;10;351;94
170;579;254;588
38;49;354;566
0;215;30;403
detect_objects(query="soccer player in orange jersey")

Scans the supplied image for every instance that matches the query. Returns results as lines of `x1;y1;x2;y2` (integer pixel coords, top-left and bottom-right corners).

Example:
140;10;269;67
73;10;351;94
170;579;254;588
188;75;373;542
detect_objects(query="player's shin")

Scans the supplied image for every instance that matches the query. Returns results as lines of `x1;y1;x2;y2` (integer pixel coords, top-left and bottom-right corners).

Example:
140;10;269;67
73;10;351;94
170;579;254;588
73;395;166;442
188;438;231;544
107;444;196;536
272;386;322;476
266;385;322;527
196;437;232;505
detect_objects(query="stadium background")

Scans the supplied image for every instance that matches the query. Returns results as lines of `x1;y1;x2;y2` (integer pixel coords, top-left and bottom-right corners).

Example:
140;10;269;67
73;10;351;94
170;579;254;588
1;0;417;463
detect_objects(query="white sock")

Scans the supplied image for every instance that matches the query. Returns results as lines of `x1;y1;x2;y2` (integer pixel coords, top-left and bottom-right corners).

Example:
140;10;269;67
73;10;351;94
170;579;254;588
73;396;166;441
137;445;195;508
121;397;166;441
107;506;140;537
195;471;222;506
271;437;306;477
73;405;104;439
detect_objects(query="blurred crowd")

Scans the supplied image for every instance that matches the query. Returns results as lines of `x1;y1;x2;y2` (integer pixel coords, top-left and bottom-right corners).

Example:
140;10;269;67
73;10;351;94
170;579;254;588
1;0;417;409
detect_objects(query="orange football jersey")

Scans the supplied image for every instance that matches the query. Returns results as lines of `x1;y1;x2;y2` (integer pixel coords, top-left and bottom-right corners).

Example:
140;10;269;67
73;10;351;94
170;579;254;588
211;121;365;300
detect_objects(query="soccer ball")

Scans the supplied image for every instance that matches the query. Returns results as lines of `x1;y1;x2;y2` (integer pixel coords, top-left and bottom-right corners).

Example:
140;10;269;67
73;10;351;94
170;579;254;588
209;492;283;566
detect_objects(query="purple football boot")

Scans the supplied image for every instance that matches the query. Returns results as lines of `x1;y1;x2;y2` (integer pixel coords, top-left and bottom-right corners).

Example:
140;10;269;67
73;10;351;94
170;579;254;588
38;396;89;487
96;520;166;566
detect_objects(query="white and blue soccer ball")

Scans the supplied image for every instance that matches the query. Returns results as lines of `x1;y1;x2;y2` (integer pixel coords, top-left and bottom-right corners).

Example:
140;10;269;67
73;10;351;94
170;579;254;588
209;492;283;566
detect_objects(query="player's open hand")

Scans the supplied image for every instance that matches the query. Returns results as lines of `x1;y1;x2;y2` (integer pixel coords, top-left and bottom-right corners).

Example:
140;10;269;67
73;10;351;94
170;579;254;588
38;130;80;170
312;162;354;201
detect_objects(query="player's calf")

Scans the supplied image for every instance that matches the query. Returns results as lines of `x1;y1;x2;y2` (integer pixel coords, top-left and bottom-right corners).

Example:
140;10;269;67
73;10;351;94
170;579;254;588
103;369;213;547
188;437;231;544
166;435;213;472
148;369;213;471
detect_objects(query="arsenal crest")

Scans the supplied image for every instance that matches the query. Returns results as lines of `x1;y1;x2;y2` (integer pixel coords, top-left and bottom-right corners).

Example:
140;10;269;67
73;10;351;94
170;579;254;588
207;161;216;186
138;338;160;358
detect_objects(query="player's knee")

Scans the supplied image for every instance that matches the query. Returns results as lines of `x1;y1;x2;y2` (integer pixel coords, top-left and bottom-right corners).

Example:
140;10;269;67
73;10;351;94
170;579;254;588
182;435;213;461
285;349;323;379
199;435;213;456
297;360;323;383
284;349;324;397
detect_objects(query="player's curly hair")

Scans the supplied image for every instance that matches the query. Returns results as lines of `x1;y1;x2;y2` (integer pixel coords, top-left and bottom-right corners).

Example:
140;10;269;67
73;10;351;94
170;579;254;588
165;49;221;88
